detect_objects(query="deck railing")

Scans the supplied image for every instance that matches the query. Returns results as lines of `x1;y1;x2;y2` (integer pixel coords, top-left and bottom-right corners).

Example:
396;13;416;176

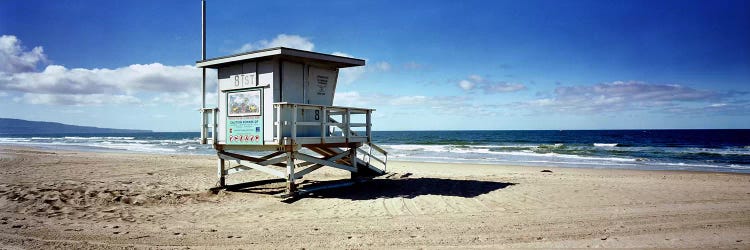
200;103;376;146
199;107;218;144
273;102;373;145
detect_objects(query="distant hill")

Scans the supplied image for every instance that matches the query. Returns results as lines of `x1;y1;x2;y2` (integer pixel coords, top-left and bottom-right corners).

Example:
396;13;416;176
0;118;152;134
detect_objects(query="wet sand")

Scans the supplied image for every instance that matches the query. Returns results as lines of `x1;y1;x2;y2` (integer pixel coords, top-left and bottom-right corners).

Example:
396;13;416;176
0;146;748;248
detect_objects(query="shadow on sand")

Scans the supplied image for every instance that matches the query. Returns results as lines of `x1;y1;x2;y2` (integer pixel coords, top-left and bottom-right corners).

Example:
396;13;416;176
214;178;288;195
217;176;516;202
306;177;516;200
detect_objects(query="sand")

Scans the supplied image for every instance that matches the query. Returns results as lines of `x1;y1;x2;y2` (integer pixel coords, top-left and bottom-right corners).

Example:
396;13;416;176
0;145;748;249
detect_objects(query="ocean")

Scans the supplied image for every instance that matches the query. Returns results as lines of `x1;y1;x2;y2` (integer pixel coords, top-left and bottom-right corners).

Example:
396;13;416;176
1;130;748;173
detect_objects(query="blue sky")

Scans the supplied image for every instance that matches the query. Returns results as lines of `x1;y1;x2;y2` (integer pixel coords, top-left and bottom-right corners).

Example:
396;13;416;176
1;0;748;131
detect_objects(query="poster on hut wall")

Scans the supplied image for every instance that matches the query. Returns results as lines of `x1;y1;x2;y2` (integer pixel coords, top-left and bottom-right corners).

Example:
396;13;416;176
226;89;263;145
228;90;261;116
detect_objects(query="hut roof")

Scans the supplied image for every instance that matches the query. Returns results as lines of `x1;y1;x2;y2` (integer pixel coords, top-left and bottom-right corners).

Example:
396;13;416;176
196;47;365;69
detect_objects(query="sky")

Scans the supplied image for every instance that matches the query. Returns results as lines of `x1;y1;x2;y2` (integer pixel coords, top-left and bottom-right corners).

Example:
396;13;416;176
1;0;749;131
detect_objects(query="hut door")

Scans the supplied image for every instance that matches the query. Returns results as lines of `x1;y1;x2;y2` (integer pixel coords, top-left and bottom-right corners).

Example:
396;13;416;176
306;66;338;106
281;61;304;103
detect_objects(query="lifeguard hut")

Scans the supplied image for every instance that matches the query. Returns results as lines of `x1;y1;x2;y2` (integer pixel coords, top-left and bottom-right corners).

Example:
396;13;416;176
196;47;387;196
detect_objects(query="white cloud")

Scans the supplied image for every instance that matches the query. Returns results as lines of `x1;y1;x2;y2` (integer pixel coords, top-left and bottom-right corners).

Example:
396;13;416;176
332;52;366;85
151;92;195;106
516;81;737;114
150;91;217;107
403;62;423;70
0;36;219;107
333;91;367;107
331;53;395;84
235;34;314;53
341;81;747;118
61;109;84;114
0;62;218;106
483;83;526;93
235;35;385;85
457;74;525;94
375;62;391;71
334;91;479;115
0;35;219;106
389;95;429;106
331;52;353;58
0;63;212;95
20;93;141;106
337;66;365;85
335;91;431;107
0;35;47;73
468;74;483;82
459;80;475;90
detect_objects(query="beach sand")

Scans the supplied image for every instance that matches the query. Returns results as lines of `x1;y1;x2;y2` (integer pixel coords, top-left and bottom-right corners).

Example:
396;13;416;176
0;146;748;249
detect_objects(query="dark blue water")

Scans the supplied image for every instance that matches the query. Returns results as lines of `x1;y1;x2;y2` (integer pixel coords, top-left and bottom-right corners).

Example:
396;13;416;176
1;130;749;173
372;130;750;171
374;130;750;149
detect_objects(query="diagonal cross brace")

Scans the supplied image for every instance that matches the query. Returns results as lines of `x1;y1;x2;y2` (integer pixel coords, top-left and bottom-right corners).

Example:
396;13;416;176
293;152;357;173
292;148;352;179
225;160;286;178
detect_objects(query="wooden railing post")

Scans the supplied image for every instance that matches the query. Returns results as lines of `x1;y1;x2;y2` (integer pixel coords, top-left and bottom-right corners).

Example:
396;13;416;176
200;109;207;144
291;105;298;144
212;108;218;144
366;110;372;143
320;106;327;143
344;108;351;142
275;104;282;144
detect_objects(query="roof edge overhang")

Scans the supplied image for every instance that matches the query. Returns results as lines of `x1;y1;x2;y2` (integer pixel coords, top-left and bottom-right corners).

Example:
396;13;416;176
196;47;365;69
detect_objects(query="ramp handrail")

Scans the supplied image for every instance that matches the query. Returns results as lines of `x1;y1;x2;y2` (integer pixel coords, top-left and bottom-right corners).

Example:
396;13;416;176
367;142;388;156
358;142;388;173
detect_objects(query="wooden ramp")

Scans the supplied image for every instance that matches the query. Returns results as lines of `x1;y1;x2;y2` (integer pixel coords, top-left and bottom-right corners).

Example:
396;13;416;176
304;143;387;177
